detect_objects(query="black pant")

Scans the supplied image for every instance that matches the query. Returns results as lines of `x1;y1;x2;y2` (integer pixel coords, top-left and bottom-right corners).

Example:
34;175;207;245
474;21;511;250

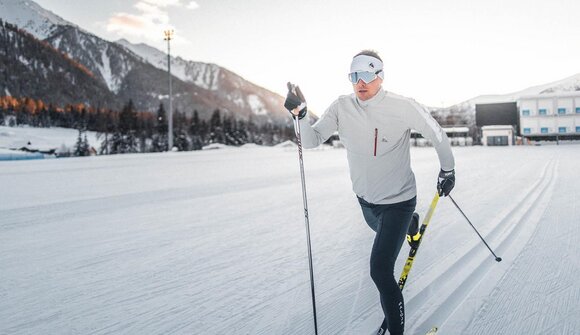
358;196;416;335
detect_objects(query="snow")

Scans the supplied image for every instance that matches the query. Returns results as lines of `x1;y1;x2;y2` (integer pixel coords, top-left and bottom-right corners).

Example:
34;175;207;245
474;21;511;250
95;45;120;93
465;73;580;107
248;94;267;115
0;0;71;39
275;139;297;148
115;39;220;91
202;143;229;150
0;125;101;152
1;143;579;335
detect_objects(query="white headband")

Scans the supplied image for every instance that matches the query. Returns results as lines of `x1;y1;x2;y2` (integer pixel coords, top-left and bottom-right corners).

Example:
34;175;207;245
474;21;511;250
350;55;384;75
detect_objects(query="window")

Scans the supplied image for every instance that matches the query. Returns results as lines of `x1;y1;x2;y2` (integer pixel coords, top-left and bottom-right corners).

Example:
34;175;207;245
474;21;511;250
576;126;580;133
487;136;509;146
576;107;580;114
522;109;530;116
541;127;549;134
539;109;547;115
558;108;566;115
559;127;567;133
523;128;531;134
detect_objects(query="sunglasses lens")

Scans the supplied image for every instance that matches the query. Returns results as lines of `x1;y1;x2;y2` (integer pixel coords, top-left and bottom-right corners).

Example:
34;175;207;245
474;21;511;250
348;72;357;83
348;71;377;84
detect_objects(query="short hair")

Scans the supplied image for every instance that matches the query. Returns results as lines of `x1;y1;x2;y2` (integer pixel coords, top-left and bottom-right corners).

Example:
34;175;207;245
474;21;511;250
353;50;382;62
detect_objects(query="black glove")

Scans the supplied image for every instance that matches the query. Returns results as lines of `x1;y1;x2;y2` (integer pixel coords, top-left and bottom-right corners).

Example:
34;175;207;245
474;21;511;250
437;169;455;197
284;82;307;119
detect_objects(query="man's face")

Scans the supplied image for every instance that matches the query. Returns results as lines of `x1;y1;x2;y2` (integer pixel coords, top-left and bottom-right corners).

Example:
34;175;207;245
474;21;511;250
353;76;383;101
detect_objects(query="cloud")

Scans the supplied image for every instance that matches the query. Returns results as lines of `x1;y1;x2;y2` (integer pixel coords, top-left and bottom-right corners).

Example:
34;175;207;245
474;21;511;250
106;1;197;44
133;1;169;24
141;0;182;7
108;14;148;31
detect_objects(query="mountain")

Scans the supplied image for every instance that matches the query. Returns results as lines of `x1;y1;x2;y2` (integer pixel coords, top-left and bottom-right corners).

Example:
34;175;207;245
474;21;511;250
467;72;580;105
430;73;580;128
115;39;290;122
0;21;118;108
0;0;289;124
0;0;69;39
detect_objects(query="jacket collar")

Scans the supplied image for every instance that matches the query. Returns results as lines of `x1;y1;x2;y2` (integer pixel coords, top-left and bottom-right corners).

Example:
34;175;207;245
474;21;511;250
356;88;386;108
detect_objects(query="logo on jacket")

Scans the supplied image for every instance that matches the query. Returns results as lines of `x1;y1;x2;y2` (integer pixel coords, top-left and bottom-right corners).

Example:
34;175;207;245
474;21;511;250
381;137;388;142
369;62;375;69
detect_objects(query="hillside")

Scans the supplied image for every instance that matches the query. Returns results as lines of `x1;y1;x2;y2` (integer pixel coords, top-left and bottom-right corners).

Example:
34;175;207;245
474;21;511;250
0;0;288;124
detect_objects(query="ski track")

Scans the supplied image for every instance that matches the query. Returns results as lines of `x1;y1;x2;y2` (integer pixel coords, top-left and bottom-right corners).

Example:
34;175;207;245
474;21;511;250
1;146;579;335
461;150;580;335
403;158;558;334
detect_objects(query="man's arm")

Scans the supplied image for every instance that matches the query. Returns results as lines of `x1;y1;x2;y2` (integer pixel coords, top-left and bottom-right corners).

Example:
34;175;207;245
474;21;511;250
284;84;338;149
407;99;455;171
295;102;339;148
407;99;456;196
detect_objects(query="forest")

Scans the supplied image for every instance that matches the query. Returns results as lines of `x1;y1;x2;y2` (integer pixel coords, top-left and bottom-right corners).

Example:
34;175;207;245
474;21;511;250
0;96;296;156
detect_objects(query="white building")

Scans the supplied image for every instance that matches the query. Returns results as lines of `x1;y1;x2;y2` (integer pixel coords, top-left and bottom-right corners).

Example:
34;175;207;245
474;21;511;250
481;125;515;146
442;127;473;146
518;92;580;140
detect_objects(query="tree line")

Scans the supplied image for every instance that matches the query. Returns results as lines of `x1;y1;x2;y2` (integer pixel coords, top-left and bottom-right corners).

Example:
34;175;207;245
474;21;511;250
0;96;296;156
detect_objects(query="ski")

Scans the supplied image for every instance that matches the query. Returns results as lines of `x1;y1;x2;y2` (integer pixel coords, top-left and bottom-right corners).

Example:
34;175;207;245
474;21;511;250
398;192;440;290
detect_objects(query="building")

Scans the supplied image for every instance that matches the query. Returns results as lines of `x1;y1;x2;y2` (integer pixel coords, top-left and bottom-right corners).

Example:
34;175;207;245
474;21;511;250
481;125;515;146
443;127;472;146
518;92;580;141
475;102;519;144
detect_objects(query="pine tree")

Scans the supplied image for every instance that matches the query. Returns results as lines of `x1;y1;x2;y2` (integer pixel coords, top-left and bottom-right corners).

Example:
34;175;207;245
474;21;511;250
189;110;203;150
173;110;190;151
97;109;115;155
74;129;90;156
82;133;90;156
110;100;138;154
209;109;224;144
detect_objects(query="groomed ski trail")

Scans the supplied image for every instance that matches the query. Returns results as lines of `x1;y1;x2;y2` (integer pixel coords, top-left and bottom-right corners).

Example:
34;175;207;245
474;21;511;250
403;159;558;334
462;149;580;334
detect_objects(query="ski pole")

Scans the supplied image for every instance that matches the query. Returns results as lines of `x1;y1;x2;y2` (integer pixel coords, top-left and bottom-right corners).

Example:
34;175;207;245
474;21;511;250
290;83;319;335
448;195;502;262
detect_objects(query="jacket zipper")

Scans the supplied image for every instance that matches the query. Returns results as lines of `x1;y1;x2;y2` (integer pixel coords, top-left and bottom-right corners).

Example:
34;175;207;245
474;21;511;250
374;128;378;156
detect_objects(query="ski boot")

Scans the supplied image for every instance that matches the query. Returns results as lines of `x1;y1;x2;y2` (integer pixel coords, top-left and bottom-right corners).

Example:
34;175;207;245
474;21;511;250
406;212;421;248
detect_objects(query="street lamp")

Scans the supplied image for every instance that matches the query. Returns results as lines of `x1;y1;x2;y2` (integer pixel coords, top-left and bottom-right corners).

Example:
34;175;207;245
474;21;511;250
164;29;174;151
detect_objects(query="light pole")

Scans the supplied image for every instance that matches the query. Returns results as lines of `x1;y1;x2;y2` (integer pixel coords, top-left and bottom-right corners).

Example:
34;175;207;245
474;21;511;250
164;29;174;151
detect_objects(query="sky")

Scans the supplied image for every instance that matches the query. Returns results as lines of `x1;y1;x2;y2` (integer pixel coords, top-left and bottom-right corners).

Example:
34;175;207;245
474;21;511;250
33;0;580;115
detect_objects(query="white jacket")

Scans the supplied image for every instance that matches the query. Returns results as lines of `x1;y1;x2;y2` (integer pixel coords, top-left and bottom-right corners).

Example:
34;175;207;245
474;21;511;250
297;89;455;204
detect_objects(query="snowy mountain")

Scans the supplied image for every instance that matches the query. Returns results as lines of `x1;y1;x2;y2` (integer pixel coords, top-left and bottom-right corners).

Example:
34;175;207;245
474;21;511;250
0;21;118;108
468;72;580;105
0;0;289;124
0;0;70;39
116;39;291;120
116;39;221;91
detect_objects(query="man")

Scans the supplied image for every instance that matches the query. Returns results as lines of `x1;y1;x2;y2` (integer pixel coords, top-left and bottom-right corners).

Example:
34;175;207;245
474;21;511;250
284;50;455;335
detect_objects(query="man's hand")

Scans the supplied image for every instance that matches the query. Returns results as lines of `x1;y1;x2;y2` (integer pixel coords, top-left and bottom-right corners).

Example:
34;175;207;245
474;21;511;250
284;82;307;119
437;169;455;197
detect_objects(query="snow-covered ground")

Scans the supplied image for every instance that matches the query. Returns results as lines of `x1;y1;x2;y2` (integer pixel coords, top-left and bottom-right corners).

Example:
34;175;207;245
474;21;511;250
1;144;578;335
0;125;101;153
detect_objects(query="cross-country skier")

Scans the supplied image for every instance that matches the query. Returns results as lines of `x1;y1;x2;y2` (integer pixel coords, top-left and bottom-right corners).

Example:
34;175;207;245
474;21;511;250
284;50;456;335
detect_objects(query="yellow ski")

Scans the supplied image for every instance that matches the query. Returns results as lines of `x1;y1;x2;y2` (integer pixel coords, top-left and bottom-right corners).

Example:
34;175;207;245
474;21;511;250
398;192;440;290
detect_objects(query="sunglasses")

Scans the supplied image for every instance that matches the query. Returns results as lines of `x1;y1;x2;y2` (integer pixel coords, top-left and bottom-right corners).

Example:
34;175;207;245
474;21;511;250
348;70;383;84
